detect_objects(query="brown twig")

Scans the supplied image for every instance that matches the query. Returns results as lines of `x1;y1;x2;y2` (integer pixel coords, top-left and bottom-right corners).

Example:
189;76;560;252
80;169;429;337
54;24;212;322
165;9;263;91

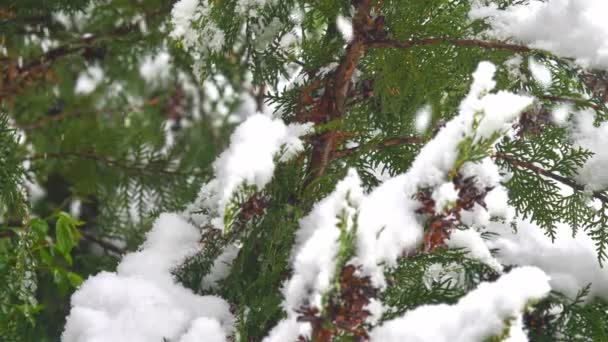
494;152;608;203
300;0;377;187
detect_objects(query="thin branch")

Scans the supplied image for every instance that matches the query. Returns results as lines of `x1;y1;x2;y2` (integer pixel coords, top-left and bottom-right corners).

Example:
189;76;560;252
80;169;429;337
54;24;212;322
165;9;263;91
494;152;608;203
80;230;125;255
366;37;532;53
27;151;187;177
537;94;605;111
19;111;87;131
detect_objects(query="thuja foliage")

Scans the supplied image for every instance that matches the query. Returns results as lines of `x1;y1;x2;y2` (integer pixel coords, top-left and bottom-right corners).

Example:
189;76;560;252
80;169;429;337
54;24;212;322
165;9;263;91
2;0;608;340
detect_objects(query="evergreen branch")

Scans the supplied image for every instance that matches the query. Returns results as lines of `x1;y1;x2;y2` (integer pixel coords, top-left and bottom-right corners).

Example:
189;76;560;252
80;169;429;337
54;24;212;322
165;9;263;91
0;5;174;100
18;98;160;131
366;37;532;53
332;135;608;204
19;111;87;131
27;151;187;177
494;153;608;203
537;94;605;111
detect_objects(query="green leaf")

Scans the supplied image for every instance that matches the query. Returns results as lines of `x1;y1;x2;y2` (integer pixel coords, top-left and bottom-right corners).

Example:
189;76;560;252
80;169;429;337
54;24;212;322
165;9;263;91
55;213;81;258
29;219;48;240
66;272;83;287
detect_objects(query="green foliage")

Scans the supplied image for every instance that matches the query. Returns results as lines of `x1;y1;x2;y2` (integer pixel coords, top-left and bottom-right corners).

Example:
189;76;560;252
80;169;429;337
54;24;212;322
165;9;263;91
497;127;594;240
0;113;25;217
381;248;496;321
0;213;84;341
3;0;608;340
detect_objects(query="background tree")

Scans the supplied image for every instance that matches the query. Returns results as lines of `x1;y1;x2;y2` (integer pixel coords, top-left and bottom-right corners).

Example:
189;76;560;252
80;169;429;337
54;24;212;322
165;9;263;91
2;0;608;341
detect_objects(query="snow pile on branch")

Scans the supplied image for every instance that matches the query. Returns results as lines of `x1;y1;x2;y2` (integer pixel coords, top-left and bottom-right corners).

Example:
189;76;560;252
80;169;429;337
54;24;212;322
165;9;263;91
486;219;608;301
570;109;608;191
336;15;354;42
263;170;364;340
470;0;608;69
139;49;172;87
370;266;551;342
62;213;233;342
265;62;533;340
170;0;224;53
185;114;312;230
356;62;532;286
75;64;104;95
286;170;364;311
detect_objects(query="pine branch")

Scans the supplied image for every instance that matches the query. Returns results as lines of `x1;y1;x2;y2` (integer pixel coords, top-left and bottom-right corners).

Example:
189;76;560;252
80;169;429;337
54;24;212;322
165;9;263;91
366;37;532;53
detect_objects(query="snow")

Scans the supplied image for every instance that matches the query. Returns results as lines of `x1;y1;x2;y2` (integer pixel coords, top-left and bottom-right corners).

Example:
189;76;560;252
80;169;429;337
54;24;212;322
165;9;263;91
551;103;572;126
285;170;364;312
369;266;551;342
139;50;172;86
570;109;608;191
470;0;608;69
267;171;364;340
486;219;608;301
528;57;552;89
235;0;275;16
185;114;312;230
336;15;354;42
432;182;459;212
415;104;432;134
62;213;234;342
75;64;104;95
178;318;227;342
355;62;532;286
201;244;240;290
447;228;503;272
171;0;224;54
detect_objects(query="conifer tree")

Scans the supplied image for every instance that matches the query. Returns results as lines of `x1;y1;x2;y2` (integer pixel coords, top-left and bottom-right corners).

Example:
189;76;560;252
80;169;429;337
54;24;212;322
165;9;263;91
2;0;608;341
